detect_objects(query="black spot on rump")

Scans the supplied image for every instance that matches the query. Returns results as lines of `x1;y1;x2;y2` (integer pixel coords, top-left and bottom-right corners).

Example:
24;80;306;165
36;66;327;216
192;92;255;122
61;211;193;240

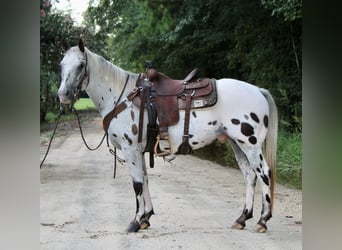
112;133;117;137
237;139;245;144
192;111;197;118
250;112;260;123
192;141;199;145
248;136;257;145
231;119;240;125
259;154;263;161
241;123;254;136
261;175;269;186
265;194;271;203
264;115;269;128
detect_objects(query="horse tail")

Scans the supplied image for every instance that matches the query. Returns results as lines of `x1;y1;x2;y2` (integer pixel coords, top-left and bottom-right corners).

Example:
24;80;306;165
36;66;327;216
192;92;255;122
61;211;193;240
260;88;278;212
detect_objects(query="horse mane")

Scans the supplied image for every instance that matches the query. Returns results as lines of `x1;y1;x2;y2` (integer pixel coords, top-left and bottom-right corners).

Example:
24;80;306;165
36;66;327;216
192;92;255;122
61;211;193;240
84;47;139;88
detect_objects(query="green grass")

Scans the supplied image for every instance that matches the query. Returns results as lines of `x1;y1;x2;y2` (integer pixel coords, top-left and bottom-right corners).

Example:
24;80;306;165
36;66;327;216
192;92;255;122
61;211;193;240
41;98;97;128
73;98;96;110
276;130;302;189
193;130;302;189
193;140;238;169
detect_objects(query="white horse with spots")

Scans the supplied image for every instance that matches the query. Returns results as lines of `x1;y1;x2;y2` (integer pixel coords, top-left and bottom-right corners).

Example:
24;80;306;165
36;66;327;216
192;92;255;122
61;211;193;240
58;40;278;233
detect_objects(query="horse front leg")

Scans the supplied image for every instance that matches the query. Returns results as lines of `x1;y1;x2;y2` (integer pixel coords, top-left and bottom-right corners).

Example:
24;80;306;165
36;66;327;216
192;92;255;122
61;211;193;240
125;152;154;233
126;179;144;232
139;154;154;229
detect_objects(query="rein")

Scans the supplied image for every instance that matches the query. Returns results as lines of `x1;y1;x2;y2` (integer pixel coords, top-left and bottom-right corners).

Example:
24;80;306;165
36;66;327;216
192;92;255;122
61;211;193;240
40;106;63;168
41;49;136;178
41;72;133;179
72;106;106;151
39;105;108;169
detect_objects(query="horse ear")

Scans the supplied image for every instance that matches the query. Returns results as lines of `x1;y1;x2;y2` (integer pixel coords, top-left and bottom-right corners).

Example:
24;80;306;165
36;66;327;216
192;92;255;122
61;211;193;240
78;39;85;53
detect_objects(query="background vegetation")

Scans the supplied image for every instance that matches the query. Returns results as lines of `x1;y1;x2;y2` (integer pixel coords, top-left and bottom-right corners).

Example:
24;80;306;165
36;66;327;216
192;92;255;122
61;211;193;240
40;0;302;188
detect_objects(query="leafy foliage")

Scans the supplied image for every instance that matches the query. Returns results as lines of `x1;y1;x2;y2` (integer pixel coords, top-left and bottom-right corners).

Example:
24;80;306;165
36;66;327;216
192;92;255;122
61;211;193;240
85;0;301;132
276;130;302;188
40;0;101;122
41;0;302;131
261;0;302;21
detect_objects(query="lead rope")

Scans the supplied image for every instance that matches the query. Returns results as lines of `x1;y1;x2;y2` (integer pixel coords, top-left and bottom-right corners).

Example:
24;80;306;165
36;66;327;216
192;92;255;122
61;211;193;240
73;106;125;178
72;106;106;151
41;74;132;177
40;106;64;168
40;105;107;168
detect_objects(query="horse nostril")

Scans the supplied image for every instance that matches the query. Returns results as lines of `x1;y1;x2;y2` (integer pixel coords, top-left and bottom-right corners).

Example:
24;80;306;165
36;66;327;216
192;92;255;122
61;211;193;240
66;90;69;96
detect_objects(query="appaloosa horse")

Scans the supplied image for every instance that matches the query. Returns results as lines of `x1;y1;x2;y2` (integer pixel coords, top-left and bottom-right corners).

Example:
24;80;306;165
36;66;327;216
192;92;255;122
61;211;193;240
58;40;278;233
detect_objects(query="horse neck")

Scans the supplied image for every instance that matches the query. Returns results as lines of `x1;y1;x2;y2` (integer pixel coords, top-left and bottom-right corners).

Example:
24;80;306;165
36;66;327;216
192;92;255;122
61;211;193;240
85;49;139;117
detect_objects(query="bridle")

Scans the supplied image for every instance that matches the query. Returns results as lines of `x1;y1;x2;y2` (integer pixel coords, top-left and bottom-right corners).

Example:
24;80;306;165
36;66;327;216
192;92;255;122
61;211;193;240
42;50;130;177
73;51;89;102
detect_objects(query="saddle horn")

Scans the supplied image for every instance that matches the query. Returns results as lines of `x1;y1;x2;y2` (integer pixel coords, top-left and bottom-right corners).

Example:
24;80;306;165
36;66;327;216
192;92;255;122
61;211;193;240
145;61;154;69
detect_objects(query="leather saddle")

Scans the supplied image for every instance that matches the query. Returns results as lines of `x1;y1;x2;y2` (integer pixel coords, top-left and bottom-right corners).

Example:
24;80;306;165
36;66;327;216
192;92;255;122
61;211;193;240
133;67;217;127
133;63;217;156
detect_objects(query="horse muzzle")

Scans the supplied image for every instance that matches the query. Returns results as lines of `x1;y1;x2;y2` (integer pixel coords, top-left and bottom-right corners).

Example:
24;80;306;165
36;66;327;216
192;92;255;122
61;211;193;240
57;87;74;104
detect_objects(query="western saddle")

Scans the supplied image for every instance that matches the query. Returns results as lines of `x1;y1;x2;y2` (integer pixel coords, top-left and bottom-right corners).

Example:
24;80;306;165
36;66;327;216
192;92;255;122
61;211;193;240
139;62;217;157
103;61;217;165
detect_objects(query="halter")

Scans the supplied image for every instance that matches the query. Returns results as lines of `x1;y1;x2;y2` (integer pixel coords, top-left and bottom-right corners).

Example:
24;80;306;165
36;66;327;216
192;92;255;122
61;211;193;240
74;51;89;101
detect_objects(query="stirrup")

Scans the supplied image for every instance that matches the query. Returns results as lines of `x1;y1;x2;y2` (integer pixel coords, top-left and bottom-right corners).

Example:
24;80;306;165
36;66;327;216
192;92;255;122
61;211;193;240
154;133;173;157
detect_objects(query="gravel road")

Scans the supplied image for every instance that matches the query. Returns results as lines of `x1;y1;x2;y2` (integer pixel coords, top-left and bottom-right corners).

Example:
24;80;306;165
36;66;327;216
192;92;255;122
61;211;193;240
40;116;302;250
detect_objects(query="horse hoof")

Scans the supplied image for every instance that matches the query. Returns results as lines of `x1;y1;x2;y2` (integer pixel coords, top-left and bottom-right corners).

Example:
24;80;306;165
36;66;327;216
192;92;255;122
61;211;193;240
231;222;245;230
140;219;151;230
254;223;267;233
126;221;141;233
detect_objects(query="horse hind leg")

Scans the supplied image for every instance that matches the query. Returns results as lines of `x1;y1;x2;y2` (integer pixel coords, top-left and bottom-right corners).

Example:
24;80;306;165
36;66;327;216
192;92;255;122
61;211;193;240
254;152;273;233
240;145;273;233
230;141;256;230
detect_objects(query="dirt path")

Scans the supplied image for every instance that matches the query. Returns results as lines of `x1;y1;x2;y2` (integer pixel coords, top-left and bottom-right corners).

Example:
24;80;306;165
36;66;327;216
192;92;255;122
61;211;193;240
40;116;302;250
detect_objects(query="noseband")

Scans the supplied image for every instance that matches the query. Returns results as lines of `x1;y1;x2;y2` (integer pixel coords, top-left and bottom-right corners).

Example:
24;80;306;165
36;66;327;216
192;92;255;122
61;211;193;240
73;52;89;102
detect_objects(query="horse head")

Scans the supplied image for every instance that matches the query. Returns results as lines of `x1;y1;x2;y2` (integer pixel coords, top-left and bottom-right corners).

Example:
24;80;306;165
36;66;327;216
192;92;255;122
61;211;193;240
58;39;88;104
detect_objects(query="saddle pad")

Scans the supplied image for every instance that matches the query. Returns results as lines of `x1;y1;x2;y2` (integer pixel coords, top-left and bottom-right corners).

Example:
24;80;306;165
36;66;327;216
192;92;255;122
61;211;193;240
178;79;217;109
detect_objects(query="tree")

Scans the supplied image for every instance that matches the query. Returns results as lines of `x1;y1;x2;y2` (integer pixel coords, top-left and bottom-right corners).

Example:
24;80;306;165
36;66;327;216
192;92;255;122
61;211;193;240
40;0;99;122
83;0;302;131
261;0;302;21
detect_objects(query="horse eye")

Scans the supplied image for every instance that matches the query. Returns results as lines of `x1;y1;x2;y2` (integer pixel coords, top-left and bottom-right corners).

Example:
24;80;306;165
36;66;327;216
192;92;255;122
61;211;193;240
78;64;84;71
